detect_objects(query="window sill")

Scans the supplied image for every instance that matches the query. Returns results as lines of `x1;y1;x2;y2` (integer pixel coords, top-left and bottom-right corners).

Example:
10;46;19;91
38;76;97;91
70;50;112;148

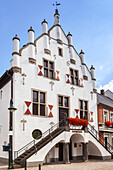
70;83;83;88
31;114;48;118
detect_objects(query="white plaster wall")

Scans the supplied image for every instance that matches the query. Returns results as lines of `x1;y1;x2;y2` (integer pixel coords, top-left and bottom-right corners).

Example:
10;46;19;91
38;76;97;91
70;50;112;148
27;130;111;162
10;24;97;161
0;81;11;159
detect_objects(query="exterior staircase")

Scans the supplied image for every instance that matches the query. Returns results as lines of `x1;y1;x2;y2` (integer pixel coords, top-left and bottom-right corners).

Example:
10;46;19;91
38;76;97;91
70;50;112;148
13;120;113;168
88;123;113;156
14;120;66;167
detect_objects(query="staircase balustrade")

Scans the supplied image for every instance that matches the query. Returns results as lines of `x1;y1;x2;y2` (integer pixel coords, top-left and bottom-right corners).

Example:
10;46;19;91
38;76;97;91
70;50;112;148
14;119;65;160
88;123;113;154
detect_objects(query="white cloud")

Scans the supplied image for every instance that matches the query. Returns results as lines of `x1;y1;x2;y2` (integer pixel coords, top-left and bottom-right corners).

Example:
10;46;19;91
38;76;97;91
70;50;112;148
99;65;103;70
98;80;113;92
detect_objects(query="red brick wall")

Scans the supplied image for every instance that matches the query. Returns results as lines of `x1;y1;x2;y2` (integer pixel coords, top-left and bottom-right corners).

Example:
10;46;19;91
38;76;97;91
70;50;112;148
98;105;113;124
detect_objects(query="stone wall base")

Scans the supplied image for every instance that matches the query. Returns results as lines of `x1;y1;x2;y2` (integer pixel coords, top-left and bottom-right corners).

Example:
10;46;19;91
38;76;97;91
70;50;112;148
71;156;83;162
88;155;111;160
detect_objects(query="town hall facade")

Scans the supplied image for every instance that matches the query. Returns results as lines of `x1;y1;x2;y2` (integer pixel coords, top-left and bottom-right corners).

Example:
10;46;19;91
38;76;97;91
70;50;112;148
0;9;111;167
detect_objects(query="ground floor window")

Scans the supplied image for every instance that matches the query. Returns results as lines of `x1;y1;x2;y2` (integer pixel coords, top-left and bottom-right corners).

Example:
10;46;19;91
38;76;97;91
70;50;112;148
32;90;46;116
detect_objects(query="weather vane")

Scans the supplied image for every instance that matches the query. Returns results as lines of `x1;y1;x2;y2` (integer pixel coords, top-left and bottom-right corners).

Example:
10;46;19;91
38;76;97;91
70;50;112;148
53;1;61;9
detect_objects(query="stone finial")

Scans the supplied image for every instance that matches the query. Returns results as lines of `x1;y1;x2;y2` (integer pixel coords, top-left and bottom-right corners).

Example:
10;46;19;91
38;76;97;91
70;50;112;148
12;34;20;41
79;49;85;55
90;65;95;70
41;19;48;25
28;26;35;33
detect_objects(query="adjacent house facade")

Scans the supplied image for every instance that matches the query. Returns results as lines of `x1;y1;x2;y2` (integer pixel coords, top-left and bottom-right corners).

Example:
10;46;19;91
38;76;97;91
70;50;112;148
0;10;112;167
97;89;113;151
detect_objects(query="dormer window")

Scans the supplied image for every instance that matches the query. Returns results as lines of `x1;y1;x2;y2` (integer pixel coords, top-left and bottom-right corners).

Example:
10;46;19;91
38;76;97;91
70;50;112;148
70;68;79;85
58;48;63;57
44;59;54;79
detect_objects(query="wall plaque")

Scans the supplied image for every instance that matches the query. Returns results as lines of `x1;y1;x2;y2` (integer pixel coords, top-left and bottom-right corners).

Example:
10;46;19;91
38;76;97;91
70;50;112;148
32;129;42;140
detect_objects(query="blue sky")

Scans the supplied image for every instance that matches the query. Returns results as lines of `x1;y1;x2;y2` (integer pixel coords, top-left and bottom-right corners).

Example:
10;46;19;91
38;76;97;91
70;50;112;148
1;0;113;89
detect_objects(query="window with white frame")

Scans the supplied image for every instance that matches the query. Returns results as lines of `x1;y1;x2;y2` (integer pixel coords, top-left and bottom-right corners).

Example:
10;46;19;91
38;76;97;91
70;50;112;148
103;110;109;122
110;112;113;122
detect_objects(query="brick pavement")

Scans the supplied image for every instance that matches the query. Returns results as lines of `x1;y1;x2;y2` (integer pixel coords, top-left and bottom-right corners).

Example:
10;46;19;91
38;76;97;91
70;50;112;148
0;160;113;170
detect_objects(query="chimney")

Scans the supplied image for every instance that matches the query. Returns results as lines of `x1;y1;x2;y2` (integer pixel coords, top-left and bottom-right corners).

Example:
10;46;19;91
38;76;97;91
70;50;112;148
101;89;104;95
67;32;72;46
13;34;20;53
28;26;34;43
54;9;60;25
90;65;95;80
42;19;48;33
12;34;21;73
79;50;85;64
28;27;36;65
41;19;50;55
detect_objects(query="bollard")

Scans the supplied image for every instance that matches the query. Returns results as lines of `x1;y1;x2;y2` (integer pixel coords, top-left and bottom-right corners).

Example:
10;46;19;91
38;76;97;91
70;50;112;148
25;160;27;170
39;164;41;170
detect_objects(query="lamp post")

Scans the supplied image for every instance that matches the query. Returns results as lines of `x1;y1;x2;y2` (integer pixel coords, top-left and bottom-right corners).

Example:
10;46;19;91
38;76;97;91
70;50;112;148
8;98;17;169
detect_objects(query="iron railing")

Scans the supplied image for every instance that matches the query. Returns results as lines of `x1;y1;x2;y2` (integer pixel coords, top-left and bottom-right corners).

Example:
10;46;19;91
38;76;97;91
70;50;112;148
14;119;65;159
88;123;112;153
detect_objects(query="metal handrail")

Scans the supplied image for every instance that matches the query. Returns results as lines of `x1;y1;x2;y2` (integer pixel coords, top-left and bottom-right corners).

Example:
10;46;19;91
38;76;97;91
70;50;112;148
14;119;65;159
88;123;112;153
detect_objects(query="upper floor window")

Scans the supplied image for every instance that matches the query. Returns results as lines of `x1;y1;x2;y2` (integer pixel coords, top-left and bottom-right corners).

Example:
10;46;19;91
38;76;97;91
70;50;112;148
110;112;113;122
70;68;79;85
58;96;69;108
58;48;63;57
44;59;54;79
103;110;109;122
79;100;88;120
32;90;46;116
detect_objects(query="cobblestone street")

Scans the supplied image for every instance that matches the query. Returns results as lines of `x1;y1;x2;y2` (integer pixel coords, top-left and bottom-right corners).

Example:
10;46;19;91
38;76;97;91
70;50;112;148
1;160;113;170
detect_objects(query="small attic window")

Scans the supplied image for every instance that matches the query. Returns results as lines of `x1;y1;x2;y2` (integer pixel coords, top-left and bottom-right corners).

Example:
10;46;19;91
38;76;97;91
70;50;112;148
58;48;63;57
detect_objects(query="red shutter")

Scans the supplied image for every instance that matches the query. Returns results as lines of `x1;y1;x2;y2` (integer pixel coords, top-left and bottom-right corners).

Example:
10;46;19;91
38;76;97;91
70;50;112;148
80;78;83;87
66;74;70;83
56;70;60;81
48;105;53;117
38;65;43;76
24;101;31;115
90;112;93;122
75;109;79;118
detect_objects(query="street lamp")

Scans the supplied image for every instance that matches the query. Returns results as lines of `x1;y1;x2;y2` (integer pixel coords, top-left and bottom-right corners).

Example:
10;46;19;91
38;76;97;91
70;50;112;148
8;98;17;169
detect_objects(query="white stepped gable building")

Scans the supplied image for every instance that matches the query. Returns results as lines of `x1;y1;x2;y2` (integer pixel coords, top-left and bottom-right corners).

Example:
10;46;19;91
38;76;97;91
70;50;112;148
0;9;112;167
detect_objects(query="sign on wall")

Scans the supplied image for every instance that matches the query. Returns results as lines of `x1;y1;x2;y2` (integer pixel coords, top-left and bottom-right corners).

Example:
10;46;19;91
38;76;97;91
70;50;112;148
32;129;42;140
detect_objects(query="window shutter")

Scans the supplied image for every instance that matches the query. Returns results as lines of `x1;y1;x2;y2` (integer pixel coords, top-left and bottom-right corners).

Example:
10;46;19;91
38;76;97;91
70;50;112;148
66;74;70;83
56;70;60;81
90;112;93;122
80;78;84;87
48;105;53;117
24;101;31;115
38;65;43;76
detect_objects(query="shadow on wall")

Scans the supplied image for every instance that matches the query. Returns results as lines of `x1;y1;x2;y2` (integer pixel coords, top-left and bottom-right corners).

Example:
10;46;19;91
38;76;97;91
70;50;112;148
88;141;102;159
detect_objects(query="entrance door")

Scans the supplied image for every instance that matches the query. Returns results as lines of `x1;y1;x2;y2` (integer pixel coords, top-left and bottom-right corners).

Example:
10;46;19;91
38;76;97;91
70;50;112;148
59;108;69;121
59;143;63;161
